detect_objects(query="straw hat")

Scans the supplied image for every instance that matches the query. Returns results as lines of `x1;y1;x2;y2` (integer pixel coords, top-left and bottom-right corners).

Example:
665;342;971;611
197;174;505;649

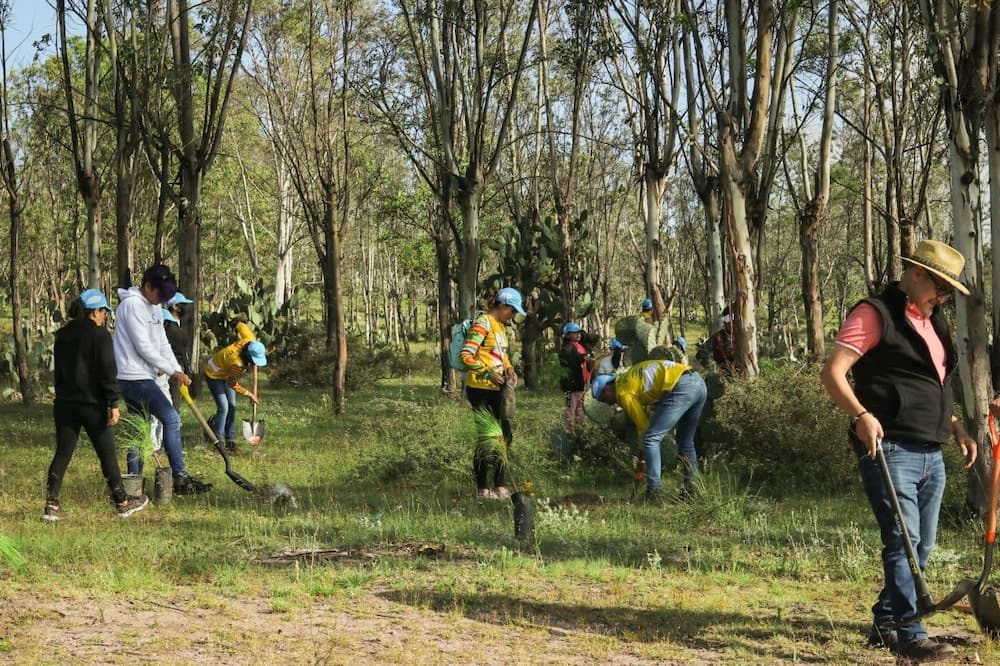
901;240;969;296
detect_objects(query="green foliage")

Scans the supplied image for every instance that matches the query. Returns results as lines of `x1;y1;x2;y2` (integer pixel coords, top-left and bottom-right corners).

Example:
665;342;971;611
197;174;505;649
201;277;305;358
485;211;596;333
710;364;855;495
0;536;25;570
115;411;156;466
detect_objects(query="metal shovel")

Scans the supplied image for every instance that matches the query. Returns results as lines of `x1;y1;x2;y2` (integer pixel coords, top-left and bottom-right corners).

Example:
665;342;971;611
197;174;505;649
179;385;258;493
968;414;1000;636
876;440;975;628
242;367;265;445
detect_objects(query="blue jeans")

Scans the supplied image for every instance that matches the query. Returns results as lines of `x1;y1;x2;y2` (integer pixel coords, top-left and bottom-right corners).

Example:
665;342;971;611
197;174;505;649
206;377;237;442
855;437;945;650
643;371;707;491
119;378;186;477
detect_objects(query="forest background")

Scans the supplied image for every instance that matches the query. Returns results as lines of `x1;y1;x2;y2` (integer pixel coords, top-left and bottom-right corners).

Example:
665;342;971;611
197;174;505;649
1;1;1000;506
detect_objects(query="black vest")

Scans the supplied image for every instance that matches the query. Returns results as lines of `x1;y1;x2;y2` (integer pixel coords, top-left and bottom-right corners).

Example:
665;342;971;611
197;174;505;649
850;282;957;445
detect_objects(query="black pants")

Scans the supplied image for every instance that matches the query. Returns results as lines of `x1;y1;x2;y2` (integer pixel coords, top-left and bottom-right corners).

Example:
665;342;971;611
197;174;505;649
47;402;125;503
466;386;513;489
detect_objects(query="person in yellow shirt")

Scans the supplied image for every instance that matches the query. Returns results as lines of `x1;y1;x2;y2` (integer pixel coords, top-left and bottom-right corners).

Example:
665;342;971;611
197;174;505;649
203;322;267;453
592;359;707;505
458;287;525;501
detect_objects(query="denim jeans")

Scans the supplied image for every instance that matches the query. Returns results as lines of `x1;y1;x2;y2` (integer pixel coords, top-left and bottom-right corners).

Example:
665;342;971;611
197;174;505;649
643;371;707;491
119;378;186;478
855;436;945;650
206;377;238;442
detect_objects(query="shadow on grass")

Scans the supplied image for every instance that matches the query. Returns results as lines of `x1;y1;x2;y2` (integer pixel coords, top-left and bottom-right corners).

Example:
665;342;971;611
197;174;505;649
378;587;858;660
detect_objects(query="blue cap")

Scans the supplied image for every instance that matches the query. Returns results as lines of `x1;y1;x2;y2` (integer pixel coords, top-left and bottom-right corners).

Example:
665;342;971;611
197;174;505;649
610;337;627;351
246;340;268;367
80;288;111;311
161;307;179;324
168;292;193;306
563;322;582;335
591;374;617;400
496;287;527;316
641;298;653;311
674;336;687;353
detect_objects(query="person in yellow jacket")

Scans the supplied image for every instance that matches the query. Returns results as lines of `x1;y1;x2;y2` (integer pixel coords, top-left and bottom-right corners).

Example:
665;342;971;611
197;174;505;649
204;322;267;453
458;287;525;501
592;359;707;505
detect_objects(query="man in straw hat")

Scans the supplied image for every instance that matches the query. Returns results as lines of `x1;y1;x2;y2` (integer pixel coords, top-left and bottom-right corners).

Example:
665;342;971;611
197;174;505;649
821;239;977;662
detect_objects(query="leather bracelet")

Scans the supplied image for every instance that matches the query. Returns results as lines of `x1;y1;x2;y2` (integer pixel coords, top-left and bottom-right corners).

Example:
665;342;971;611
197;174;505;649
851;410;869;426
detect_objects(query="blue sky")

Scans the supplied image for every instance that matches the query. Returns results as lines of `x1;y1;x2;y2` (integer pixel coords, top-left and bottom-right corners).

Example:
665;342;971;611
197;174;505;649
6;1;61;68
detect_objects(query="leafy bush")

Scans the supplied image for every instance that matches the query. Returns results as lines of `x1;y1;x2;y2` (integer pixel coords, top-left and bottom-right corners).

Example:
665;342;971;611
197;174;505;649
201;277;305;358
267;326;439;390
709;364;855;495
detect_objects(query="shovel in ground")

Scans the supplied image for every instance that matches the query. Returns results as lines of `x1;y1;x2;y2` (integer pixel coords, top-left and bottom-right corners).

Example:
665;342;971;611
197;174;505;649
180;384;258;493
242;367;265;445
876;439;975;628
967;414;1000;636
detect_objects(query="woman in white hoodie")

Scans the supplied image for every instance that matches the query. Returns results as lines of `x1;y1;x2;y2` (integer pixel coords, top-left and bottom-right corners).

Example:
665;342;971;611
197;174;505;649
114;265;211;495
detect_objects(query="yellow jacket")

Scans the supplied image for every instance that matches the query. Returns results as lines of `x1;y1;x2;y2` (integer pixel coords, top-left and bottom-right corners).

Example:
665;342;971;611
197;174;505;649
458;312;513;391
615;359;692;436
204;323;257;394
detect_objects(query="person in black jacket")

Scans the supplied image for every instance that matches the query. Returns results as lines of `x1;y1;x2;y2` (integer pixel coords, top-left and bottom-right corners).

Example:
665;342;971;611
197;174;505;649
44;289;149;521
163;291;193;408
821;240;976;661
558;322;594;436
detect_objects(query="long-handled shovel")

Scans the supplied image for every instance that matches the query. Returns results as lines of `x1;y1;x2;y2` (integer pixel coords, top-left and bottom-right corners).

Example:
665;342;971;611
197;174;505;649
876;439;975;628
967;414;1000;636
242;366;265;445
180;385;258;493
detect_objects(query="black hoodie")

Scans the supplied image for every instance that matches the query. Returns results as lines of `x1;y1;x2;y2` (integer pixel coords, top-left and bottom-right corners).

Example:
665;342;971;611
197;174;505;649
54;318;120;409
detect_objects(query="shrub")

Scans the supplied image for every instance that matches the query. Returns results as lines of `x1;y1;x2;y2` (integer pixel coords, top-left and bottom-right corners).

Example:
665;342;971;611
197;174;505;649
709;363;855;495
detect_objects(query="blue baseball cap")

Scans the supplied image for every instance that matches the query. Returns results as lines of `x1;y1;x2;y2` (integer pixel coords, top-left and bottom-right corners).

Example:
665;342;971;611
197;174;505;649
168;292;194;306
563;322;582;335
496;287;527;316
246;340;268;367
641;298;653;311
674;336;687;353
591;374;617;400
161;307;179;324
80;288;111;311
610;337;627;351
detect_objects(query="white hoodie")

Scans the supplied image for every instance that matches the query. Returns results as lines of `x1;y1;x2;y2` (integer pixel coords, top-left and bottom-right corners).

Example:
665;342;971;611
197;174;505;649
113;287;182;381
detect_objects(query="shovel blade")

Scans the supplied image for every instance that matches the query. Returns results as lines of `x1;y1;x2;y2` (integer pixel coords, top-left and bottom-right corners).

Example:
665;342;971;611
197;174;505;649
242;419;265;445
969;586;1000;637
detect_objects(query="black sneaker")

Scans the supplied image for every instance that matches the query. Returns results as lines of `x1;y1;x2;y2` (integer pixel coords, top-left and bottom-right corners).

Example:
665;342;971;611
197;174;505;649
116;494;150;518
173;474;213;495
897;638;956;662
42;501;62;522
644;486;665;507
867;622;898;651
225;441;240;456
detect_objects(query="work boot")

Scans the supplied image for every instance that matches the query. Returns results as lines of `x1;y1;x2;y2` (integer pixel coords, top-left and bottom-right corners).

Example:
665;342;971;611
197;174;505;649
173;474;212;495
897;638;956;663
866;622;898;651
644;486;665;507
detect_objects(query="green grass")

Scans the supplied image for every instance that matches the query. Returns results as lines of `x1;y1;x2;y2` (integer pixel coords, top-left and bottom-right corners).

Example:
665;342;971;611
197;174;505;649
0;373;997;663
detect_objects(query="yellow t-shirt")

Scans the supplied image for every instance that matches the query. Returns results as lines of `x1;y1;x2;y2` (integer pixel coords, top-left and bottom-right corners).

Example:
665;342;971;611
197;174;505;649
615;359;691;436
458;312;513;391
204;322;257;394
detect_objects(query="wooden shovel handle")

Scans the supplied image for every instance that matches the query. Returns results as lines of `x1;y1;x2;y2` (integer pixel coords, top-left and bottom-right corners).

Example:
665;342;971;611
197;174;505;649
987;414;1000;543
179;385;219;444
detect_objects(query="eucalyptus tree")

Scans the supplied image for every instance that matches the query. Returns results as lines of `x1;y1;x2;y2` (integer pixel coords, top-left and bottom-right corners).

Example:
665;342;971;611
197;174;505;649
606;0;683;324
56;0;106;289
786;0;837;361
843;0;944;287
918;0;999;511
0;2;34;405
394;0;539;319
686;0;799;376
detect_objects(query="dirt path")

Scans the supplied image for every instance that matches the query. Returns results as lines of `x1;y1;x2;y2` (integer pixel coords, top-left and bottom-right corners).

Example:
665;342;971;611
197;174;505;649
0;584;988;665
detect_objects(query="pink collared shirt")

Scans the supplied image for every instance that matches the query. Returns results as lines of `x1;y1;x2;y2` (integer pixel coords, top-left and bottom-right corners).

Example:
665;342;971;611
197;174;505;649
835;302;947;384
